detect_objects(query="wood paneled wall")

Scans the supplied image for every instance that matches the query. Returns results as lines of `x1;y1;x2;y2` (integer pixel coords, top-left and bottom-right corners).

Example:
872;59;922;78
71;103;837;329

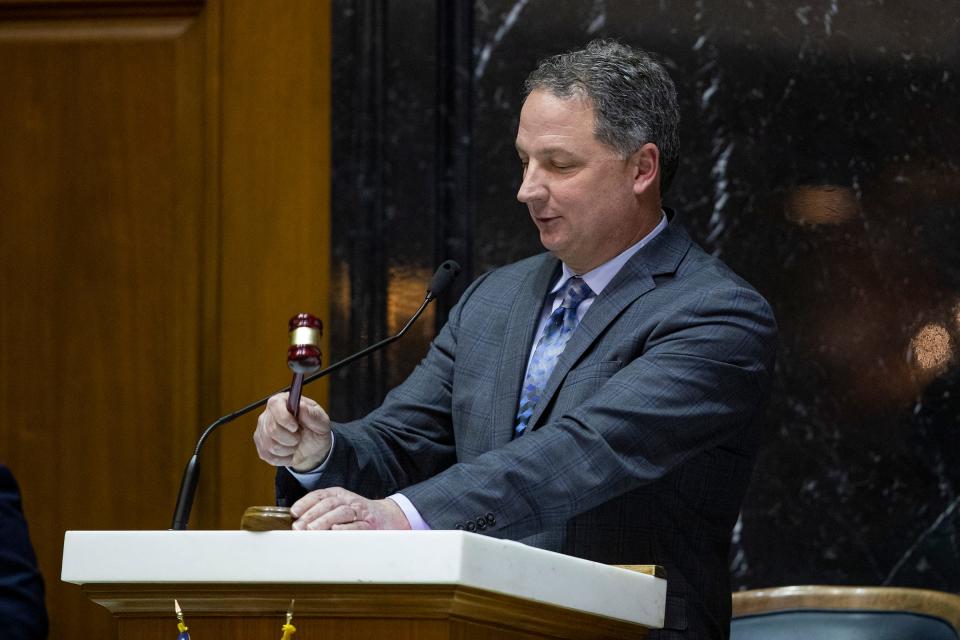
0;1;331;637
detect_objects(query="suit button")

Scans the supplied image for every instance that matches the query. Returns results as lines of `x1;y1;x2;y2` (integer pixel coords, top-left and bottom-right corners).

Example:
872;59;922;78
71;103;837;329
465;521;477;532
485;512;496;526
475;517;487;530
454;523;464;530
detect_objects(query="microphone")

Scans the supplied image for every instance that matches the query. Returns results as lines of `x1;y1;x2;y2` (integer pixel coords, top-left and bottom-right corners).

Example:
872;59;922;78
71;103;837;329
170;260;461;530
428;259;460;299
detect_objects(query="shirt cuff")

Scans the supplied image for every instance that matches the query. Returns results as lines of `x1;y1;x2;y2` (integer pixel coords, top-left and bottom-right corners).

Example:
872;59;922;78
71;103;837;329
387;493;431;530
285;432;335;491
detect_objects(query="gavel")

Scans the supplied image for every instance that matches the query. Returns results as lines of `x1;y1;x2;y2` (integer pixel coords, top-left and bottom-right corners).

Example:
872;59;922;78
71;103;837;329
286;313;323;418
239;313;322;532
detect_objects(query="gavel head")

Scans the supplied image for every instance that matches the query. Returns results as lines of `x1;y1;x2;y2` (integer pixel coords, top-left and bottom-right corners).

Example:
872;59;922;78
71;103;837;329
287;313;323;374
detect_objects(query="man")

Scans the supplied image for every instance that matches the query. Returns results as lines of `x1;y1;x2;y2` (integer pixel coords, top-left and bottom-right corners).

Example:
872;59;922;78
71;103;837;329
0;465;48;639
255;40;776;638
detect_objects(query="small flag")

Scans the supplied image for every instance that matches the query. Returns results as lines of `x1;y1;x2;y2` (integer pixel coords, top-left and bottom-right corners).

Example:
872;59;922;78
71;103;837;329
280;599;296;640
175;599;190;640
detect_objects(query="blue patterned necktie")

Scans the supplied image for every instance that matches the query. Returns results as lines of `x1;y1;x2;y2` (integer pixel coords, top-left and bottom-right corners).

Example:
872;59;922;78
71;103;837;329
514;276;594;437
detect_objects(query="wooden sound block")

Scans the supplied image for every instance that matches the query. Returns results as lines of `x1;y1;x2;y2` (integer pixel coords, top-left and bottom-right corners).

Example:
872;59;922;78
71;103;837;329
241;506;293;531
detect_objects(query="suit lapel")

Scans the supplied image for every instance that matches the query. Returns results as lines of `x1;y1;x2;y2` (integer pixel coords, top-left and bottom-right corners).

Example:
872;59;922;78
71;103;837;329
526;215;693;432
490;255;561;446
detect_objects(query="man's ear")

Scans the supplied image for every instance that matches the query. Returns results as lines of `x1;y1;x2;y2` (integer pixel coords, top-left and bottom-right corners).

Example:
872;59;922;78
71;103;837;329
630;143;660;196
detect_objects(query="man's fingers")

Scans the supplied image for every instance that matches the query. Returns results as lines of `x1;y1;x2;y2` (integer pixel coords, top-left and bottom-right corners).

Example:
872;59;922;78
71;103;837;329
290;487;349;516
268;443;297;457
268;427;300;448
294;502;360;530
298;398;331;436
290;488;367;530
310;503;362;530
253;421;295;466
290;489;326;517
256;409;300;446
332;520;372;530
266;393;300;432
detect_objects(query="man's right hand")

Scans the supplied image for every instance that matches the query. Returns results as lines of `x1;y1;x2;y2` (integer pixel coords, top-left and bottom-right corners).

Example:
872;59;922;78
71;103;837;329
254;393;332;472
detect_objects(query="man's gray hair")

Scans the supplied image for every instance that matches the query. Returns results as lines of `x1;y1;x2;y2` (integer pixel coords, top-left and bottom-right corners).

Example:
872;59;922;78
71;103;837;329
524;40;681;193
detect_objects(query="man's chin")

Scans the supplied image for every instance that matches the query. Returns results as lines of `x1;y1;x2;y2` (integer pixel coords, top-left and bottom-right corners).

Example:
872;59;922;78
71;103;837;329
541;241;570;265
538;234;563;255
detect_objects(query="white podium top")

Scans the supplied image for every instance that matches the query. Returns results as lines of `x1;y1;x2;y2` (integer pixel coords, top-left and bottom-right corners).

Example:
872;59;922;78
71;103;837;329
62;530;665;628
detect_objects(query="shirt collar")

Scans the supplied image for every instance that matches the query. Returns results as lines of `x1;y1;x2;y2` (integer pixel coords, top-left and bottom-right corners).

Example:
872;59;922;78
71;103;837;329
550;211;668;296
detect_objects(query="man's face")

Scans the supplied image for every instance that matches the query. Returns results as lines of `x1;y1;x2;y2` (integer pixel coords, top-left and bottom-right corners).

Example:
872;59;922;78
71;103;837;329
515;90;651;274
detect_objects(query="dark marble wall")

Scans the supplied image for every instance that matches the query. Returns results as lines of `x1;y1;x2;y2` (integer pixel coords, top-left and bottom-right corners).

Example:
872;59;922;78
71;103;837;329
329;0;960;591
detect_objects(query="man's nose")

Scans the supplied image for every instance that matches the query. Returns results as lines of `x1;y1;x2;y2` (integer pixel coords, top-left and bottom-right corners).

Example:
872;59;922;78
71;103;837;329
517;165;547;203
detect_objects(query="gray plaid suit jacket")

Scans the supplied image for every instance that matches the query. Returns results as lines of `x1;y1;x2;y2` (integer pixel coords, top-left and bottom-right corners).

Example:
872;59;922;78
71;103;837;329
277;212;777;639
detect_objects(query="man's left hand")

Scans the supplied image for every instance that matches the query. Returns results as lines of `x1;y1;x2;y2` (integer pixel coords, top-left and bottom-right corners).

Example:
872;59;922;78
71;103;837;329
290;487;411;530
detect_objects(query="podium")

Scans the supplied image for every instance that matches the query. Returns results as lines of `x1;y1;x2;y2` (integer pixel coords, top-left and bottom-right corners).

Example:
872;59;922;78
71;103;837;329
63;530;666;639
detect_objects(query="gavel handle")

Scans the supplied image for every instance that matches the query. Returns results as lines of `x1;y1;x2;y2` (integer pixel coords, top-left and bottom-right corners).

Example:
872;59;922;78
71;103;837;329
287;372;305;418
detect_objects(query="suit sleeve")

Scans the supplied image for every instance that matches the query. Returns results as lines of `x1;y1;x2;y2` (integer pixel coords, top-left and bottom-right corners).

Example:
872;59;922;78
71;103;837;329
401;281;777;539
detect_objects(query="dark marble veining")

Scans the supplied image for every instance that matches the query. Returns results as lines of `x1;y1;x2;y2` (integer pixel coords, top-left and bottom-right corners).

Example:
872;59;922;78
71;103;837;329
330;0;960;591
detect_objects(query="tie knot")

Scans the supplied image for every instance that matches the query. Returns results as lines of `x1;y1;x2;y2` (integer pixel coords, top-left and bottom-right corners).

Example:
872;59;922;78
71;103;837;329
559;277;593;310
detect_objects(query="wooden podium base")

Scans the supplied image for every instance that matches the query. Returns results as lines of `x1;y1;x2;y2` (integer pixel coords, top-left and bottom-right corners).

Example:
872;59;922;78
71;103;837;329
85;583;648;640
